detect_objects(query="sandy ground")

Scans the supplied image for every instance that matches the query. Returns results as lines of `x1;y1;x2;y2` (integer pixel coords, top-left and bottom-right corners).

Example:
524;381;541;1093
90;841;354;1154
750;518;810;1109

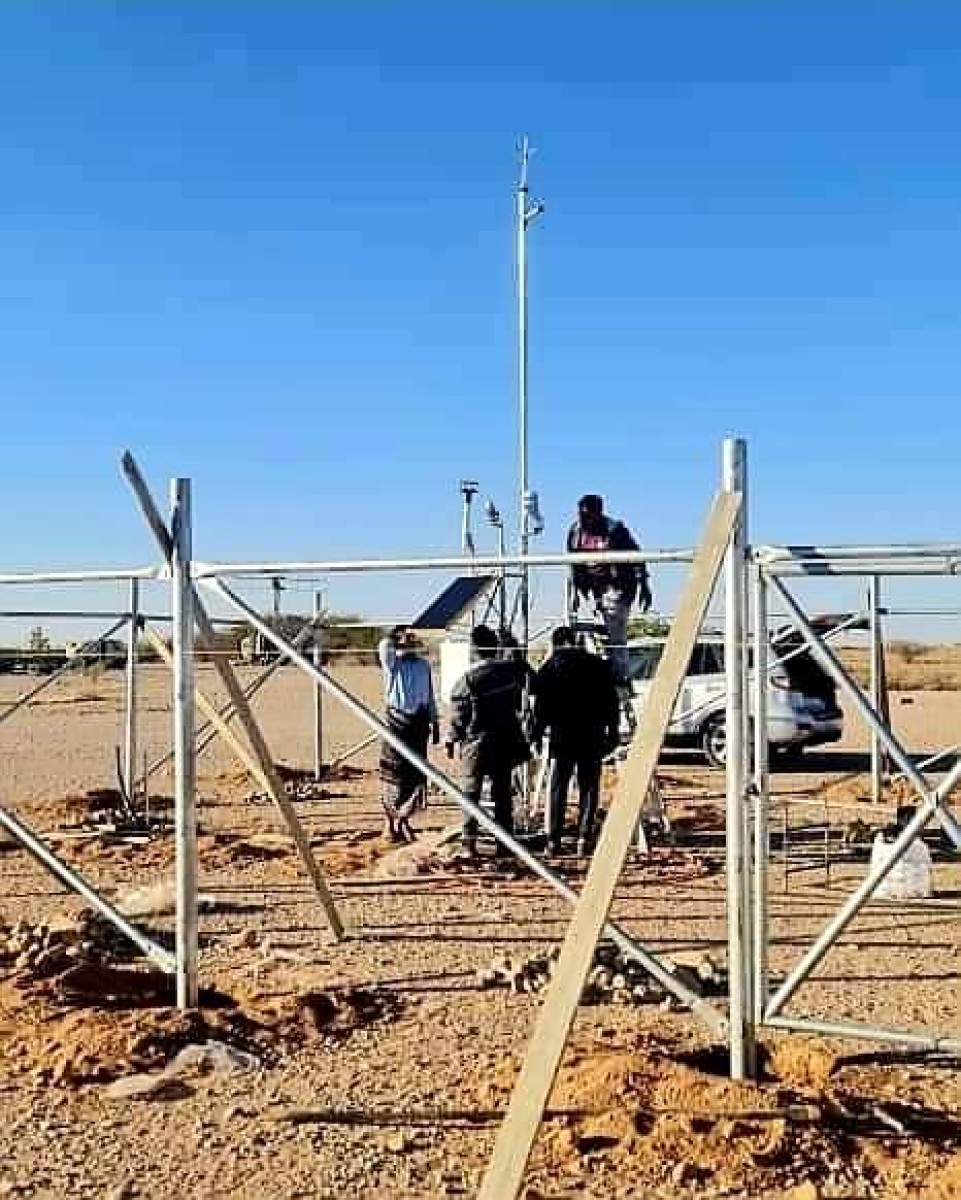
0;664;959;1199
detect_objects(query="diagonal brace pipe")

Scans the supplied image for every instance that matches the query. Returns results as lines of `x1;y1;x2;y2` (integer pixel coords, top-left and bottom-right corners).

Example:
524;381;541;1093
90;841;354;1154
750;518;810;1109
204;576;726;1035
121;452;344;941
0;804;174;973
0;616;129;730
765;575;961;1018
768;574;961;847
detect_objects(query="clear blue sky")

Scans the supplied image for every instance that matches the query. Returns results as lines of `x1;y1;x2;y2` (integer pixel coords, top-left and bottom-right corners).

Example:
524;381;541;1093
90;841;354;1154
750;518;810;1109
3;3;961;636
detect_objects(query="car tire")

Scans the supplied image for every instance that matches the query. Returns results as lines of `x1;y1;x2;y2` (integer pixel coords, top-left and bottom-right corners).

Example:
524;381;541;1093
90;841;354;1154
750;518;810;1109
701;715;727;768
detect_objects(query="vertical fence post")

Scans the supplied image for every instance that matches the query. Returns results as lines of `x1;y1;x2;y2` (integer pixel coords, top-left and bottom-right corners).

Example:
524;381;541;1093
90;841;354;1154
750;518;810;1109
751;563;770;1023
869;575;883;804
313;590;325;780
171;479;198;1009
123;577;140;808
723;436;755;1078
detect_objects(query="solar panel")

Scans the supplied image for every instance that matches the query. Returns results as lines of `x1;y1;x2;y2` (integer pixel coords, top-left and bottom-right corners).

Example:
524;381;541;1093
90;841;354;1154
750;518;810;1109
409;575;496;630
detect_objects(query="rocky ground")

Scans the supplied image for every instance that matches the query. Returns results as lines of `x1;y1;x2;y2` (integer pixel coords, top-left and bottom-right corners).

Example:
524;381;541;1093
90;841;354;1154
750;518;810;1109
0;665;959;1198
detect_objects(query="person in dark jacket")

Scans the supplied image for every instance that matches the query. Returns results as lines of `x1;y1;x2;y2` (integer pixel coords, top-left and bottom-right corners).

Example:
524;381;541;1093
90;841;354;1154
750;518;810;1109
446;624;528;858
567;494;651;683
532;626;620;856
498;629;537;696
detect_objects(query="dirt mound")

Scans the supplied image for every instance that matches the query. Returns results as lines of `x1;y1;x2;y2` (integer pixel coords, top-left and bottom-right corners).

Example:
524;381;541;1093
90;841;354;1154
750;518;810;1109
59;833;174;872
319;829;393;876
372;828;462;879
319;763;367;783
0;968;402;1087
480;1035;961;1197
203;831;292;866
626;847;719;883
57;823;389;881
769;1038;839;1091
927;1154;961;1199
48;787;172;826
0;912;173;979
0;913;403;1086
273;763;333;800
202;828;390;877
670;802;726;835
477;944;726;1004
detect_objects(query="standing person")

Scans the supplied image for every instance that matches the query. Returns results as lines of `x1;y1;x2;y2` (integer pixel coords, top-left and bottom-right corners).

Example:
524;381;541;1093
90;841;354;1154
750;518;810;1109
532;626;621;857
567;494;652;684
377;626;439;842
498;629;537;696
446;624;529;859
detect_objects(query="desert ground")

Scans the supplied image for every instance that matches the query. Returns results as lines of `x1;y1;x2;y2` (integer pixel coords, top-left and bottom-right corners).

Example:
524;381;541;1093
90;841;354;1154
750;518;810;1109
0;661;959;1199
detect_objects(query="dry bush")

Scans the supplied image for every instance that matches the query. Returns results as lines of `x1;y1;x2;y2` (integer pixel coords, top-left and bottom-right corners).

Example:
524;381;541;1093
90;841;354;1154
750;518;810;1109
897;640;926;663
837;647;868;687
837;643;961;692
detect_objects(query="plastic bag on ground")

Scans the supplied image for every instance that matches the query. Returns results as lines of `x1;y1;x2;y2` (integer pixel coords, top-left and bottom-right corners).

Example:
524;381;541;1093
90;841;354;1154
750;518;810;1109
870;832;933;900
165;1040;261;1077
103;1040;260;1100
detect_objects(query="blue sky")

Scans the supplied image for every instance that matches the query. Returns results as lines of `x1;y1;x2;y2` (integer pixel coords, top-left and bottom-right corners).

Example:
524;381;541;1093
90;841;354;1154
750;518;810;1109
3;3;961;637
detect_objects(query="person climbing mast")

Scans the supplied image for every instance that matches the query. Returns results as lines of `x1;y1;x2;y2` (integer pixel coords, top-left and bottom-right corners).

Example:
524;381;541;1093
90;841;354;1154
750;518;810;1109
566;493;651;684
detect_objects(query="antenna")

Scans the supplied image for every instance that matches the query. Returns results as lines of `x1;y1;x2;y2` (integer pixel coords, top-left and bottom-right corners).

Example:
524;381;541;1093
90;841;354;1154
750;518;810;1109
517;135;544;657
460;479;479;561
270;576;285;621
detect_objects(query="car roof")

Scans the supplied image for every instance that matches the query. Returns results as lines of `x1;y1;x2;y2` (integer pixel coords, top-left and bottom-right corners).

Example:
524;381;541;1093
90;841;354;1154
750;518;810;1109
626;635;723;647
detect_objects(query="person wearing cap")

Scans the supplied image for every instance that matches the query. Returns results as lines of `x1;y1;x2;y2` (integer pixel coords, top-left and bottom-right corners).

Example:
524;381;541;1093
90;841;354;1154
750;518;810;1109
377;626;439;842
567;494;651;684
446;624;529;859
532;626;621;856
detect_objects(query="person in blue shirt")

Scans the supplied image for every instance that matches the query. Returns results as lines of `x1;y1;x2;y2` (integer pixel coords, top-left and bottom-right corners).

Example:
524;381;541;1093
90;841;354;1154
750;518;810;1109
378;626;439;842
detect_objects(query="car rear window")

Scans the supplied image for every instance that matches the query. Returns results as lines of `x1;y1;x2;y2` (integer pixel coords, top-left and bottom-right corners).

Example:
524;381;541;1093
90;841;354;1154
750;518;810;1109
689;643;724;675
626;645;664;682
627;642;724;681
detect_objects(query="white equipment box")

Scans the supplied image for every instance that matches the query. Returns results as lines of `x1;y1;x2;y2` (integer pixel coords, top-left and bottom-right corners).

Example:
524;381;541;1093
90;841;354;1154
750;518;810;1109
439;637;473;706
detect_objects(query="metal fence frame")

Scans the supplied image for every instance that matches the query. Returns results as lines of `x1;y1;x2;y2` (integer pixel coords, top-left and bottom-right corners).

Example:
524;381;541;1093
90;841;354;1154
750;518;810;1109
0;574;174;974
4;437;961;1085
751;548;961;1055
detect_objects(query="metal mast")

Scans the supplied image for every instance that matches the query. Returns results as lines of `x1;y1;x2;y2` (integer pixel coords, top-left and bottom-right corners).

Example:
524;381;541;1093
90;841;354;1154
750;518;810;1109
516;136;543;654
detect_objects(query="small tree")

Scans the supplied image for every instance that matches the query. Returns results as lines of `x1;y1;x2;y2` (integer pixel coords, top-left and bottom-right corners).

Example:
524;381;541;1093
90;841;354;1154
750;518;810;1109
27;626;50;654
627;615;671;639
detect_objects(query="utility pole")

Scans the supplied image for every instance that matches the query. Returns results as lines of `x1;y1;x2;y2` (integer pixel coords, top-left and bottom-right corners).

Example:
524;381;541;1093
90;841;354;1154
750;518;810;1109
265;576;284;664
516;135;543;658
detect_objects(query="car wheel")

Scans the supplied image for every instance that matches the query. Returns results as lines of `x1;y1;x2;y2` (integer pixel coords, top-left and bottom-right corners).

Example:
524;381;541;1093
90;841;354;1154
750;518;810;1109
701;716;726;768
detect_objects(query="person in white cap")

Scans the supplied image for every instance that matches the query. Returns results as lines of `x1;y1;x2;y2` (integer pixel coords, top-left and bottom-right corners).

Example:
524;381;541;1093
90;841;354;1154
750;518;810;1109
377;626;439;842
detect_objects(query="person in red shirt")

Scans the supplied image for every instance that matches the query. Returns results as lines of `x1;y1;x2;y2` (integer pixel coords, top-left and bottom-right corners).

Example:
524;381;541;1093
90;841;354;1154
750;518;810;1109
566;494;652;684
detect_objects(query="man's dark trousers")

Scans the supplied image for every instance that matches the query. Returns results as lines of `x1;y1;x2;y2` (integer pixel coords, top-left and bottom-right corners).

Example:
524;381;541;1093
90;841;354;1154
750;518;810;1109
462;744;515;842
548;748;602;851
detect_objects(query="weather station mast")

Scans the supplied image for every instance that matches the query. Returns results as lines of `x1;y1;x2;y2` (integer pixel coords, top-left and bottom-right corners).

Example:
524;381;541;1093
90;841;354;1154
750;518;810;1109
516;135;545;658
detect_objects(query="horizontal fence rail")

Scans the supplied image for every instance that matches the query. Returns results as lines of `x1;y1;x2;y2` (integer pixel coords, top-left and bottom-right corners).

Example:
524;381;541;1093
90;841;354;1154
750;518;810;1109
192;548;693;577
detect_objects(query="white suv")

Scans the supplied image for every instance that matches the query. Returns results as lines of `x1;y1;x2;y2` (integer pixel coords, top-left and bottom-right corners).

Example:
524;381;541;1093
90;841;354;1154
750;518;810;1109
624;628;845;768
